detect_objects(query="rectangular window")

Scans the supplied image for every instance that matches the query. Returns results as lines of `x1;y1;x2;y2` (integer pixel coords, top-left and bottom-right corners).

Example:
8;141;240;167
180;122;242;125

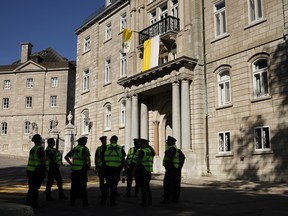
22;144;29;151
218;131;231;153
254;126;270;151
24;121;30;134
120;101;126;127
171;0;178;18
2;98;9;109
248;0;263;23
3;80;11;89
120;13;127;31
159;3;168;20
26;78;33;88
214;0;227;37
218;70;231;106
150;10;157;25
84;36;91;52
253;59;269;98
51;77;58;87
50;96;57;107
83;69;89;91
3;144;9;151
120;53;127;78
26;96;32;108
105;58;111;84
105;22;112;41
1;122;7;135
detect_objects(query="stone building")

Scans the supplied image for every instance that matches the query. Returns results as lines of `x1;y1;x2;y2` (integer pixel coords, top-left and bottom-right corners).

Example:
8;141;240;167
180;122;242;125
74;0;288;181
0;42;76;157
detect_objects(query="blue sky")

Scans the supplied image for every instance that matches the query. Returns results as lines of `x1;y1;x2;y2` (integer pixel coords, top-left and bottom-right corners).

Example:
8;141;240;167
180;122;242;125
0;0;105;65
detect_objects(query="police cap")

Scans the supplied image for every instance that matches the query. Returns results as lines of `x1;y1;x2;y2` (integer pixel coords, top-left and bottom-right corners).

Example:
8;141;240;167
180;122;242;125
140;138;149;144
99;136;107;141
77;136;87;143
166;136;177;143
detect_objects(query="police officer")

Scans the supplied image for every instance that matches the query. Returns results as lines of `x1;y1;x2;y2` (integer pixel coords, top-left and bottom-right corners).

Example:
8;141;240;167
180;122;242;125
102;135;126;206
123;138;140;198
45;138;67;201
161;136;185;203
94;136;107;203
64;136;91;207
26;134;46;209
134;138;155;207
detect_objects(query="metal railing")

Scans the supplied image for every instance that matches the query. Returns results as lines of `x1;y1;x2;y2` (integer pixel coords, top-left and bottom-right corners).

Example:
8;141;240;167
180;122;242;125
138;16;180;46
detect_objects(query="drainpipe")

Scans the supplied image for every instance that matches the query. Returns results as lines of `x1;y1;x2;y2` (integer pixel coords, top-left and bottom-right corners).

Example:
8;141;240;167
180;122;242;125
202;0;211;175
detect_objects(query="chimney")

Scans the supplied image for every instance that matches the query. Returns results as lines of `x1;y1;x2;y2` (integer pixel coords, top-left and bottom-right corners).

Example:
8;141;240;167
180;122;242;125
21;42;33;63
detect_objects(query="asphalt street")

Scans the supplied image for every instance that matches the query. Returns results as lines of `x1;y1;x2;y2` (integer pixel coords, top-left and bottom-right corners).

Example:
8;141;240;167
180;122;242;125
1;155;288;216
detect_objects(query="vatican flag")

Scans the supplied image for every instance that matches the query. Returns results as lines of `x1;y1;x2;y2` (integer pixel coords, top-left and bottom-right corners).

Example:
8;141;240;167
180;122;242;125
122;28;133;53
142;35;160;72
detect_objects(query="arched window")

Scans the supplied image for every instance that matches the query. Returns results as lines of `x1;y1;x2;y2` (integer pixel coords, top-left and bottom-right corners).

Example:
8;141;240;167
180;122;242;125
24;121;31;134
120;100;126;127
49;120;56;131
218;69;231;106
82;110;90;135
105;104;111;131
252;58;269;98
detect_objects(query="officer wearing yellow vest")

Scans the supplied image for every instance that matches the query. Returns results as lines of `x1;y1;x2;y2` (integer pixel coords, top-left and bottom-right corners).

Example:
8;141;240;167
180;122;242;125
45;138;68;201
94;135;107;203
123;138;140;198
102;135;126;206
26;134;46;209
64;136;91;207
161;136;185;204
134;138;155;207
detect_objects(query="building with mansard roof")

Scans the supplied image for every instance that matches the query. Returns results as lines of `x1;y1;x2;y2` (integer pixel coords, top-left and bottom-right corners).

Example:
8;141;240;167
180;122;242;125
0;42;76;156
74;0;288;182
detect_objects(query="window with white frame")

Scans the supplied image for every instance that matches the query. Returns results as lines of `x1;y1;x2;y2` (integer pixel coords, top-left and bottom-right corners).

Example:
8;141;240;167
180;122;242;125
105;58;111;84
150;10;157;25
218;70;231;106
120;53;127;78
2;98;9;109
171;0;178;18
254;126;270;150
159;3;168;20
82;110;90;135
1;122;7;135
120;100;126;127
120;13;127;31
26;78;33;88
84;36;91;52
50;96;57;107
105;22;112;41
248;0;263;23
51;77;58;87
218;131;231;153
214;0;227;37
24;121;30;134
105;104;111;131
3;80;10;89
252;59;269;98
26;96;32;108
49;120;56;131
83;69;90;91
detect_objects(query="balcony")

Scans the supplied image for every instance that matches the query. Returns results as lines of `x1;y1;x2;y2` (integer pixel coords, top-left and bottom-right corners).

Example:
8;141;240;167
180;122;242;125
138;16;180;46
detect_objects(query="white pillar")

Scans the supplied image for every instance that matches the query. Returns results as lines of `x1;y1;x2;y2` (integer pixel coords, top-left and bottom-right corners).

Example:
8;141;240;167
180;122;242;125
172;81;181;148
131;94;139;140
140;100;148;139
125;97;132;150
181;79;191;149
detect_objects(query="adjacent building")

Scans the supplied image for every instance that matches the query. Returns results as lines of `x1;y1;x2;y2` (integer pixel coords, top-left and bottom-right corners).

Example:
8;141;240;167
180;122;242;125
0;42;76;157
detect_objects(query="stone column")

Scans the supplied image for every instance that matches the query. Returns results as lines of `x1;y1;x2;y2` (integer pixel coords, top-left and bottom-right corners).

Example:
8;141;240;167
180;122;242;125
140;99;148;139
131;94;139;140
181;79;191;149
153;121;160;156
172;81;181;148
125;96;132;150
63;112;75;164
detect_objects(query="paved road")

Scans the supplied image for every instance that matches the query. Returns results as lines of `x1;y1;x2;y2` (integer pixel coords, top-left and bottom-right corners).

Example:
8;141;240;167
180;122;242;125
1;155;288;216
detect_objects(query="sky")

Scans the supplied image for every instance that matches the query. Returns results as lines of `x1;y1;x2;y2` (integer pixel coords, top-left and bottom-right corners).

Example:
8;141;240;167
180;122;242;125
0;0;105;65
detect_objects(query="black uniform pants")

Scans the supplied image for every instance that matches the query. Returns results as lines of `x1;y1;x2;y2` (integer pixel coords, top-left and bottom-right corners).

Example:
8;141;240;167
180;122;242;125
163;168;182;202
70;170;88;205
126;163;139;195
26;170;45;208
46;165;64;197
136;169;152;205
98;167;106;196
103;167;120;204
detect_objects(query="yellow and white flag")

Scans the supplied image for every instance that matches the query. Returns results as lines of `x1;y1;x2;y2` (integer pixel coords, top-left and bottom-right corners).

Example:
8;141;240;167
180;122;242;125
122;28;133;53
142;35;160;72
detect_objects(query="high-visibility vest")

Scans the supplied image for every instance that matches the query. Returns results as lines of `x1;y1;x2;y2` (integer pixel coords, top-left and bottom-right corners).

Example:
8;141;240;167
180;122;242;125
27;145;44;171
104;143;123;167
162;145;181;168
71;145;85;170
140;147;154;172
126;147;137;164
55;150;62;166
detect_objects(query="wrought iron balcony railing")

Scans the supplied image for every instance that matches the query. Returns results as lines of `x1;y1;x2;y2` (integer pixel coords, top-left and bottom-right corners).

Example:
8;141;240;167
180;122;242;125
138;16;180;46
